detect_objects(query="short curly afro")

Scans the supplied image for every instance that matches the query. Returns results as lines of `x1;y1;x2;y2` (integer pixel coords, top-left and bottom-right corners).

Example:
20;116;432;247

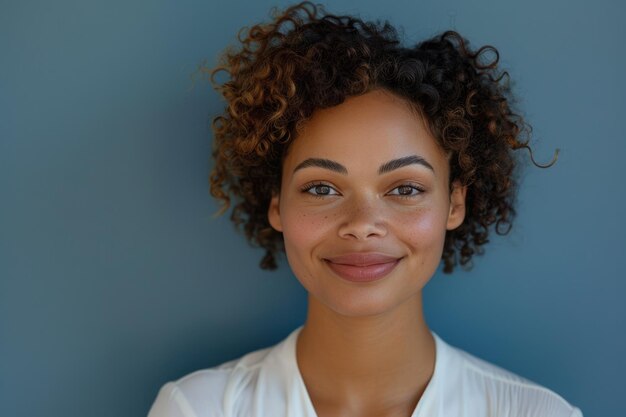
205;1;556;273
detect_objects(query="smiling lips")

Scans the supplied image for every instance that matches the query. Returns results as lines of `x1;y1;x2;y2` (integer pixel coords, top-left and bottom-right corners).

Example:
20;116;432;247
323;253;402;282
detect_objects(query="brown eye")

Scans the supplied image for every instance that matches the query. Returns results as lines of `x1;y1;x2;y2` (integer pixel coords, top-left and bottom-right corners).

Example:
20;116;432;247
301;182;340;197
387;184;424;198
313;185;331;195
397;185;414;195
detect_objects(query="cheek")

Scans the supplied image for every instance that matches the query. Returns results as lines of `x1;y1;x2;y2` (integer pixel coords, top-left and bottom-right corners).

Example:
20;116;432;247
281;209;334;254
280;210;336;289
396;207;448;250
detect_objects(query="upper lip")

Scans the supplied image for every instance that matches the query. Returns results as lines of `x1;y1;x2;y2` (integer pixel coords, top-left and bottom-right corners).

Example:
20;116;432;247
324;252;401;266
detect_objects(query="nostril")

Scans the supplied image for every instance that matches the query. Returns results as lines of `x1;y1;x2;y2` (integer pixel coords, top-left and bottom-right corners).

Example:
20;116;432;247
337;220;387;240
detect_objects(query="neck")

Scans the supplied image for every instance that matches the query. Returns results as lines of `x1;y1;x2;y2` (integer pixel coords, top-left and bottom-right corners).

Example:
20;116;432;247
296;293;435;417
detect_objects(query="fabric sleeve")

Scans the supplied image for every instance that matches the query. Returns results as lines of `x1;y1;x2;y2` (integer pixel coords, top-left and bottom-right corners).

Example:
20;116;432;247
569;406;584;417
147;382;198;417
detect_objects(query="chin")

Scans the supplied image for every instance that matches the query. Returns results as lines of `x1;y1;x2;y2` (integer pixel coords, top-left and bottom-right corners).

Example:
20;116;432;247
315;287;418;318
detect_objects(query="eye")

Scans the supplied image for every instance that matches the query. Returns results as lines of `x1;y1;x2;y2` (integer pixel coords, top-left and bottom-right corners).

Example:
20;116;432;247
301;182;340;197
387;184;424;198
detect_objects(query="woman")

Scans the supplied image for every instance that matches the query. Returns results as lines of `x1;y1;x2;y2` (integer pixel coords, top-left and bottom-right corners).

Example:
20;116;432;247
148;2;582;416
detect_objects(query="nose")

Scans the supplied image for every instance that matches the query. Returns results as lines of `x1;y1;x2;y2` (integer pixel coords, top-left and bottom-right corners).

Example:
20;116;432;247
337;194;388;241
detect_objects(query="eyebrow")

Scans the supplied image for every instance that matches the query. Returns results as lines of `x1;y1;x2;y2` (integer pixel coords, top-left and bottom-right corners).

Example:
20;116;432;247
378;155;435;175
292;155;435;175
293;158;348;174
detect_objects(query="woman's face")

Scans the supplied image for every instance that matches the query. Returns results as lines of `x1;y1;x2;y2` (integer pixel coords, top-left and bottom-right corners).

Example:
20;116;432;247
268;89;466;317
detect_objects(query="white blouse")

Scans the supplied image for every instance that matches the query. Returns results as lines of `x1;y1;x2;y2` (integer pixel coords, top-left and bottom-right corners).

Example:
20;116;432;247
147;326;583;417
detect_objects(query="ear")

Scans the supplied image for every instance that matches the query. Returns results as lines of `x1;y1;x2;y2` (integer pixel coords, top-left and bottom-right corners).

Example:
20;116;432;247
267;193;283;232
446;180;467;230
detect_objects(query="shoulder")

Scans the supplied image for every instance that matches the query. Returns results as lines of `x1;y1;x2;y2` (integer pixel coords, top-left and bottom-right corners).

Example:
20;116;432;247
437;334;583;417
147;330;300;417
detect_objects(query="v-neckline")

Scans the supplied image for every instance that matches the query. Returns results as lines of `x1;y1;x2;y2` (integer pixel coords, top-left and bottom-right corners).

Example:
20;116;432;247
285;326;444;417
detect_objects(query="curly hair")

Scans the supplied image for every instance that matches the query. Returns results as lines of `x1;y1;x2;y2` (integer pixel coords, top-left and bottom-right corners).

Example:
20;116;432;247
204;1;557;273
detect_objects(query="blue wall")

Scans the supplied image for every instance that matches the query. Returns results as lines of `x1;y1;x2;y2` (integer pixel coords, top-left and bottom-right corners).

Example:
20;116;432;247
1;1;623;416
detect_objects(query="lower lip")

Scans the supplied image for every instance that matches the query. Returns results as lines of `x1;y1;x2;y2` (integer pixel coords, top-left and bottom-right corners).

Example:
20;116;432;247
324;259;401;283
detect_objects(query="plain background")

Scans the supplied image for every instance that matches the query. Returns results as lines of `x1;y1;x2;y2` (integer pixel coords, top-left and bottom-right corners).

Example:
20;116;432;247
1;0;624;416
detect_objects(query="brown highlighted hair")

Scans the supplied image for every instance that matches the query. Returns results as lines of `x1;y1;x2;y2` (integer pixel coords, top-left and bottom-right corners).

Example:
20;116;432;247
205;1;556;273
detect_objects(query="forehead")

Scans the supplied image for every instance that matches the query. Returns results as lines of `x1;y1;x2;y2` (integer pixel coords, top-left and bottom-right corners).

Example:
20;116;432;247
283;89;448;175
